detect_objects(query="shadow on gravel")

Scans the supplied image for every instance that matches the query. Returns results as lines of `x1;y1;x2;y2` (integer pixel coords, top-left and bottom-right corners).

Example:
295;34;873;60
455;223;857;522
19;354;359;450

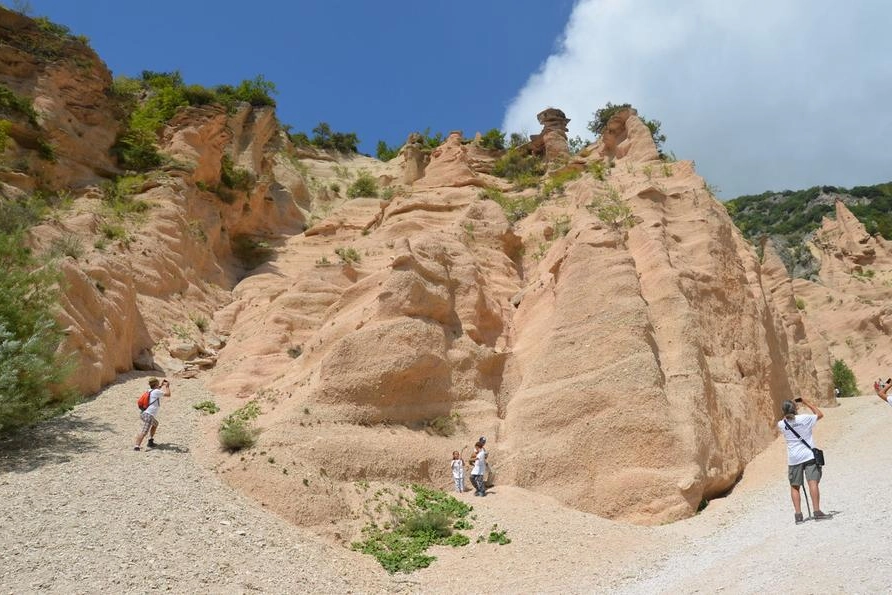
148;443;189;454
0;415;114;474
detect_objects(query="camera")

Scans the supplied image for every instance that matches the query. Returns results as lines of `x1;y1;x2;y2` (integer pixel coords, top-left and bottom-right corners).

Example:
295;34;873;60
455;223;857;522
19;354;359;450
794;397;802;403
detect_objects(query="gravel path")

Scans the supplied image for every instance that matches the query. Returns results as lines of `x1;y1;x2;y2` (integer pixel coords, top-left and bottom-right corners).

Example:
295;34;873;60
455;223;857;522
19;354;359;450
0;373;390;594
3;377;892;594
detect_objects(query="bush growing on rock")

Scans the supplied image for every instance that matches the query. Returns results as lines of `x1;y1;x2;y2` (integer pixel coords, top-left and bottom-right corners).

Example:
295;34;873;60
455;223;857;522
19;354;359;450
478;128;505;150
218;401;261;451
831;359;858;398
0;233;73;435
347;171;378;198
587;101;666;154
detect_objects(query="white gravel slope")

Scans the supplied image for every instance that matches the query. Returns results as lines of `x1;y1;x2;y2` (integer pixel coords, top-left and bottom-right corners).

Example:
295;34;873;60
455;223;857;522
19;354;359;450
3;376;892;594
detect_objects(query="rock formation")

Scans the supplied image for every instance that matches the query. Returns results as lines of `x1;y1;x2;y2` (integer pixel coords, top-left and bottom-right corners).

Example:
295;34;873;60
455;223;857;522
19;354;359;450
7;5;873;534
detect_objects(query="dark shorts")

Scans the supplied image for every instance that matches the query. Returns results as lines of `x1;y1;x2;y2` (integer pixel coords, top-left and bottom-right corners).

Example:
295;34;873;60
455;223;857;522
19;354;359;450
788;459;821;486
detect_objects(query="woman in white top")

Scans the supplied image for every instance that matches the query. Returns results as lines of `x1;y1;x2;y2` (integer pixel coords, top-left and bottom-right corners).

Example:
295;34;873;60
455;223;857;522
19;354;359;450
777;397;829;523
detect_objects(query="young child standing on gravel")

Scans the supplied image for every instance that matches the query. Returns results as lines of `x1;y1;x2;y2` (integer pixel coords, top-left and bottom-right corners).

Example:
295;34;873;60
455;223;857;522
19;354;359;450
451;451;465;493
133;377;171;451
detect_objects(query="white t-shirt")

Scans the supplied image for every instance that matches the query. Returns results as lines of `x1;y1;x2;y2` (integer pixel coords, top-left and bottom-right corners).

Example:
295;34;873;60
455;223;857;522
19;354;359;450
778;414;818;465
451;459;464;479
144;388;163;418
472;448;487;475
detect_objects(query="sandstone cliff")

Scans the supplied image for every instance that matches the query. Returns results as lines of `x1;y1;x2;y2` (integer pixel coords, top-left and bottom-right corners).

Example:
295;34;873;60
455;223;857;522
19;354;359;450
1;8;845;530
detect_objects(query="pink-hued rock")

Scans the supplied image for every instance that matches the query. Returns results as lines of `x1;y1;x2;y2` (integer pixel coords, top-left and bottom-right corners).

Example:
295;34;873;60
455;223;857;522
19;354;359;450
7;14;853;530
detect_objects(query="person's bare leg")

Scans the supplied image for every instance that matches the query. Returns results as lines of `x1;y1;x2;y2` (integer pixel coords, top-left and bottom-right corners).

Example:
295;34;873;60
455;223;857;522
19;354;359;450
807;479;821;512
790;485;801;514
133;431;146;448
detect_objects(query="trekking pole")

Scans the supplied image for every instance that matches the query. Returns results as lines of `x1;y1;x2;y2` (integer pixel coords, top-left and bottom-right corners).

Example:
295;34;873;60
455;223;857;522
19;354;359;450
801;484;811;519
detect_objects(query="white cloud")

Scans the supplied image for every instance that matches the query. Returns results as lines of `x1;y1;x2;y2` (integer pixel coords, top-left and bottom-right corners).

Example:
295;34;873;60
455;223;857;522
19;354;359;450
503;0;892;197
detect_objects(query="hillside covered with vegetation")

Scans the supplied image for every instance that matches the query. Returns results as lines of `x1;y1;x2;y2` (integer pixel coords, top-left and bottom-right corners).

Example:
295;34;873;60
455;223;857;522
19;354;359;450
725;181;892;277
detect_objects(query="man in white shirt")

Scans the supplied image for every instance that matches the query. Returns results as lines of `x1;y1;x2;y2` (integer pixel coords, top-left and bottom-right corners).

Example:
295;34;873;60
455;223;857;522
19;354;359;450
133;377;171;451
778;397;829;523
470;437;487;496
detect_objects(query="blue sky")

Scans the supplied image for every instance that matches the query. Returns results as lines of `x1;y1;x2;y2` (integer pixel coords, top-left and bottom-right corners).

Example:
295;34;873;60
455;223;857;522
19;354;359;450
25;1;892;197
28;1;574;156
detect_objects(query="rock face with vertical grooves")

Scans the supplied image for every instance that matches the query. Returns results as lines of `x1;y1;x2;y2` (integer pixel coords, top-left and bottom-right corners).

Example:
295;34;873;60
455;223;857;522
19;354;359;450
6;4;855;526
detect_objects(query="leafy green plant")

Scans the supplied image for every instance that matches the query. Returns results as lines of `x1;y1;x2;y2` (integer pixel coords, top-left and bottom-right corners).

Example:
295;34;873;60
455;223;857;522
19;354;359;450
587;101;666;154
376;140;400;161
218;401;262;452
335;246;361;265
795;297;806;310
541;169;582;198
552;215;572;238
220;154;254;191
352;484;474;573
36;138;56;161
479;128;505;150
0;119;12;151
831;359;858;398
0;84;38;126
480;525;511;545
588;160;608;181
587;187;633;230
193;400;220;414
425;412;461;437
190;314;209;332
492;149;545;188
48;234;83;260
479;188;541;223
347;171;378;198
0;233;74;435
508;132;529;148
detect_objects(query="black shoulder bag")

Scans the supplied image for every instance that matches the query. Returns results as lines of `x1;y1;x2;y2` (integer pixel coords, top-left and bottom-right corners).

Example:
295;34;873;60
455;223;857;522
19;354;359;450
783;419;825;466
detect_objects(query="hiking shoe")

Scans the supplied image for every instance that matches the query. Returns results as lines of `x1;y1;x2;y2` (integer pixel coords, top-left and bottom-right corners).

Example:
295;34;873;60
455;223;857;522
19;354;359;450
794;513;804;524
133;446;141;451
813;510;831;520
147;439;156;448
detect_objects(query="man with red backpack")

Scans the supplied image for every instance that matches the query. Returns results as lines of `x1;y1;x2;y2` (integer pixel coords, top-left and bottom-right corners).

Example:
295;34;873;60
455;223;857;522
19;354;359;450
133;377;171;451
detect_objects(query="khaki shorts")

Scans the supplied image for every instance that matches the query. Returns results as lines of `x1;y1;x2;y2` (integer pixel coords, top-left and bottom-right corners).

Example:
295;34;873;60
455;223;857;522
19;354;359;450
788;460;821;486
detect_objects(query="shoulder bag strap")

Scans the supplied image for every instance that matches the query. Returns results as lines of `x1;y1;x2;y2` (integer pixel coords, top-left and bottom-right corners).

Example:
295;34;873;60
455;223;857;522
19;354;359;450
783;419;814;451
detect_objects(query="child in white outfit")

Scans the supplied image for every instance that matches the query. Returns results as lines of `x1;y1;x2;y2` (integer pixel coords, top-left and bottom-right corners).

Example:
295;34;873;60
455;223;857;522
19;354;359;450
451;450;465;493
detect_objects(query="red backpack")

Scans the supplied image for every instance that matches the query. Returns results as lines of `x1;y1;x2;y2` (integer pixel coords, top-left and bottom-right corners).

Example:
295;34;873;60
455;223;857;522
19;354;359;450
137;390;151;411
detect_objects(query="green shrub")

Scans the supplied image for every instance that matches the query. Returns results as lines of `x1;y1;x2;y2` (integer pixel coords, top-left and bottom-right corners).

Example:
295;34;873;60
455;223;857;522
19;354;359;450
0;84;39;126
587;187;633;230
479;188;541;223
482;525;511;545
541;169;582;198
588;160;608;181
588;102;666;154
831;359;858;398
193;400;220;414
220;154;254;191
101;175;150;218
290;121;359;153
0;192;53;234
352;484;473;573
0;233;73;435
347;171;378;198
218;401;261;451
376;140;400;162
492;149;545;188
0;119;12;151
479;128;505;150
425;413;460;437
795;297;806;310
335;246;361;265
48;234;83;260
36;138;56;161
